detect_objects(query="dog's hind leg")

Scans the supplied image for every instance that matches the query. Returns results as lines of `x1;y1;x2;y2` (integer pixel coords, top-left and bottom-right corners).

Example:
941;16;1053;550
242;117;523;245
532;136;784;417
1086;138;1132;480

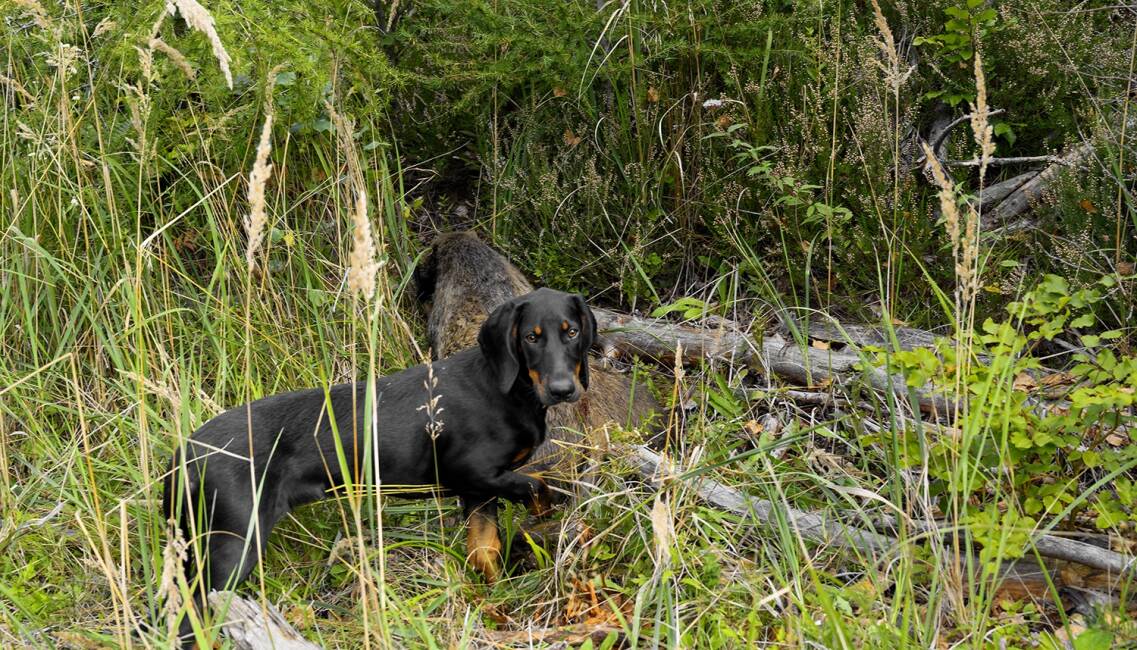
176;467;295;645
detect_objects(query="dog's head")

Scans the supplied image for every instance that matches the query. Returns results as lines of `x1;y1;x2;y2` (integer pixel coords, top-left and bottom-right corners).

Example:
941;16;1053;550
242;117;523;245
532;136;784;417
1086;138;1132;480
478;288;596;406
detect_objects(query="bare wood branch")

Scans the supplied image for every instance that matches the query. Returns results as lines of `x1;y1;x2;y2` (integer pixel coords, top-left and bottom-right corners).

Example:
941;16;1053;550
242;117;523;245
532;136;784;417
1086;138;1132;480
624;445;896;553
629;444;1136;579
1031;535;1136;576
864;514;1136;578
986;140;1096;226
945;154;1070;168
593;307;955;415
985;113;1137;227
977;171;1038;209
785;317;943;352
927;107;1007;158
206;592;320;650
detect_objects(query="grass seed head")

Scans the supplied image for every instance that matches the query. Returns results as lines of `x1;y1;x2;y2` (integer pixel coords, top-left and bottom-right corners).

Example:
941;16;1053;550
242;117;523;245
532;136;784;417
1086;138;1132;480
165;0;232;89
148;38;196;81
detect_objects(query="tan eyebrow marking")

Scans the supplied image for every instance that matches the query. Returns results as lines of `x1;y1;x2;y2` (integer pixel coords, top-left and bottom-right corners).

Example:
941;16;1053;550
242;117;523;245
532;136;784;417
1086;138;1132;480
562;320;569;331
533;325;542;336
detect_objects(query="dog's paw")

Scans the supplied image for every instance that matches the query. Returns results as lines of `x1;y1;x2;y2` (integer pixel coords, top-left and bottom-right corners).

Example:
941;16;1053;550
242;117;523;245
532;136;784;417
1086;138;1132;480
469;546;501;584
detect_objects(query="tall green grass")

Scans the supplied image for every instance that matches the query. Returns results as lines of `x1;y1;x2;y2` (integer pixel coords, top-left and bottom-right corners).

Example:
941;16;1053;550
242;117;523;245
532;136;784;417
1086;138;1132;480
2;1;1135;648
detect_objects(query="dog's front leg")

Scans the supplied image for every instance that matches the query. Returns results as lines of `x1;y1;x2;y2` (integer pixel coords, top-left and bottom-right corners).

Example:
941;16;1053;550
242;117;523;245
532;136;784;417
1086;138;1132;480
463;498;502;582
466;468;553;518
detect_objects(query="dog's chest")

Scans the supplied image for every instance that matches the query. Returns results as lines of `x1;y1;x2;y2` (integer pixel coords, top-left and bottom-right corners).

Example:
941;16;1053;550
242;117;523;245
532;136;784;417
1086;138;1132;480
507;417;546;468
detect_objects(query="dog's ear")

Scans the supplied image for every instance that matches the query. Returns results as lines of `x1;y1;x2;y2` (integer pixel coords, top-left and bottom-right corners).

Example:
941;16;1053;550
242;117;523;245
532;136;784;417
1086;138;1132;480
571;293;596;390
479;297;524;394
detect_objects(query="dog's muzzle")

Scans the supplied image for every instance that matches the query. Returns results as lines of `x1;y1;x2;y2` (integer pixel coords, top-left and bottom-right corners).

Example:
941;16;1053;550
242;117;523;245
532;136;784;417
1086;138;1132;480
544;377;579;405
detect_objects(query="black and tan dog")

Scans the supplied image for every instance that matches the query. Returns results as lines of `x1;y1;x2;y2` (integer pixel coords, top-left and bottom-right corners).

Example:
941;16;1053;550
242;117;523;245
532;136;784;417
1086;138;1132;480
165;288;595;639
415;231;659;495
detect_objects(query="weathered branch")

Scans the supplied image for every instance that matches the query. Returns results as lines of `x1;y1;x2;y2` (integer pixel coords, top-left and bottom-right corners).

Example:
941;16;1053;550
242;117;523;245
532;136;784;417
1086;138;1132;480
593;307;954;415
986;114;1137;227
206;592;320;650
926;107;1007;159
624;445;896;554
784;317;943;352
861;514;1135;578
628;445;1136;582
482;625;622;646
945;154;1069;168
986;140;1096;227
977;171;1038;209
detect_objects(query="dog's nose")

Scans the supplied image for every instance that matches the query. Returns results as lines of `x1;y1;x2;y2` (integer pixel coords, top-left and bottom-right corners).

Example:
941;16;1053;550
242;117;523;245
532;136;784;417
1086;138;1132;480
547;379;577;403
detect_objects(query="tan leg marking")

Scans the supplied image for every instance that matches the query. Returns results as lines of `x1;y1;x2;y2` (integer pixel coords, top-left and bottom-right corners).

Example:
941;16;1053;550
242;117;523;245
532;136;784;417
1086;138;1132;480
466;508;502;583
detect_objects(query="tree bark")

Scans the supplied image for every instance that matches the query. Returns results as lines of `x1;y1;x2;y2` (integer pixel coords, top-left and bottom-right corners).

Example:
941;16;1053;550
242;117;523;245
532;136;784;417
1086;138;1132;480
626;445;1135;583
593;307;955;415
625;445;896;554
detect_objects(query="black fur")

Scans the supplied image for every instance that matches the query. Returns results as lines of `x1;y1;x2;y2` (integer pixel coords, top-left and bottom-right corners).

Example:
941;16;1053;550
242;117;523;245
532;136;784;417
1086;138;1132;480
164;288;595;643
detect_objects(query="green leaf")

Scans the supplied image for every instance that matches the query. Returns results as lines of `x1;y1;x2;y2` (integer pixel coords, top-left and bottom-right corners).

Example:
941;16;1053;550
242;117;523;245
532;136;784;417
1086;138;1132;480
1074;629;1114;650
1070;313;1095;328
651;297;708;319
993;122;1016;146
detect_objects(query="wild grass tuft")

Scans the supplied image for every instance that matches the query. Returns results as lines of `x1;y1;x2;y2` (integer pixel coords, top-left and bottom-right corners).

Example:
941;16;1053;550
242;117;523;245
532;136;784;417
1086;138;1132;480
0;1;1134;648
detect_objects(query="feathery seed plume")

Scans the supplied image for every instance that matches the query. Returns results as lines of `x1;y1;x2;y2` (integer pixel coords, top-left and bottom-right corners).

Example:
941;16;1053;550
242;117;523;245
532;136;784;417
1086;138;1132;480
244;66;286;274
149;38;196;81
165;0;232;89
969;48;995;184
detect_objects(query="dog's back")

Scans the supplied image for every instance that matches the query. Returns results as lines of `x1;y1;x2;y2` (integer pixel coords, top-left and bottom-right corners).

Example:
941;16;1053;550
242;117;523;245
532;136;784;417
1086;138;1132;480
417;231;658;485
416;231;533;359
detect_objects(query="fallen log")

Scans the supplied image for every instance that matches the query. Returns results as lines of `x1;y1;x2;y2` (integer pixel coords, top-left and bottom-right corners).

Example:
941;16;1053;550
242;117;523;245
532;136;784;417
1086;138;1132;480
593;307;954;415
625;445;896;555
625;445;1136;595
785;318;943;353
206;592;320;650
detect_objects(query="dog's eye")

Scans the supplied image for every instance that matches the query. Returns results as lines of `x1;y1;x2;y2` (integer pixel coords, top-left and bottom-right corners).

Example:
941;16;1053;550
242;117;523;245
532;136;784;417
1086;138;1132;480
525;332;539;343
566;328;579;339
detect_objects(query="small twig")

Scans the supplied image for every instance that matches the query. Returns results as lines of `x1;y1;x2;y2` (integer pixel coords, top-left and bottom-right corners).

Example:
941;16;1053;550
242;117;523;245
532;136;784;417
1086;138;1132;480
927;108;1007;158
482;624;622;646
0;502;65;555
